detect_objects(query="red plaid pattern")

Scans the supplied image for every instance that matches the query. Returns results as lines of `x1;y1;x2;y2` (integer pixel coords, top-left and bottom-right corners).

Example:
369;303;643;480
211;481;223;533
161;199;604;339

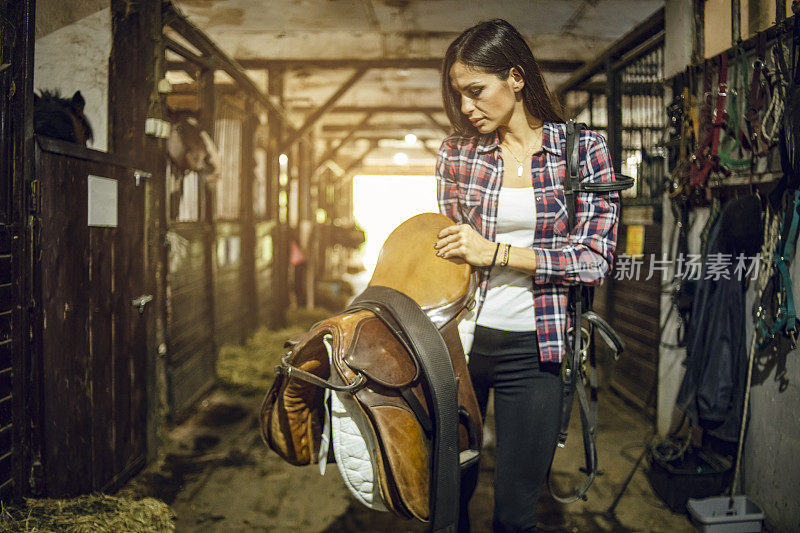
436;122;620;362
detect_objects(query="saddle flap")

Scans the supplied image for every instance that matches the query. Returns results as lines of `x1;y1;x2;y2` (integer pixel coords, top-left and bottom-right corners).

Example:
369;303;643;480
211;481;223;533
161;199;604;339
344;316;419;388
261;329;333;466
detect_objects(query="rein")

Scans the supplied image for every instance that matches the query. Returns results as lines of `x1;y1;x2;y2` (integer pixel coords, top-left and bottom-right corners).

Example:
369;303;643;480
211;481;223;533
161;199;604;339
546;120;632;503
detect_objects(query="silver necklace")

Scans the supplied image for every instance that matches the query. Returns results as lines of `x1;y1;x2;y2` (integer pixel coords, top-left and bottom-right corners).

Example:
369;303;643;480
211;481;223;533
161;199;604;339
502;135;539;177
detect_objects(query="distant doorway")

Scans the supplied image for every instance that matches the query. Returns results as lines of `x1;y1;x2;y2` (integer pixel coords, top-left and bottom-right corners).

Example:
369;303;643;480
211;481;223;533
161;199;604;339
351;174;440;291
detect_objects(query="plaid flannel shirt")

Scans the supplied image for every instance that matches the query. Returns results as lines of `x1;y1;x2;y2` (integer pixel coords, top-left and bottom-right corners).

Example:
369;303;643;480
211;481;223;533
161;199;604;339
436;122;620;363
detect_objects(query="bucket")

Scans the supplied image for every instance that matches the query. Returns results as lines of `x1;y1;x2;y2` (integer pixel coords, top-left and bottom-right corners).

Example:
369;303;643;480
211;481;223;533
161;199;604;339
687;496;764;533
647;448;732;513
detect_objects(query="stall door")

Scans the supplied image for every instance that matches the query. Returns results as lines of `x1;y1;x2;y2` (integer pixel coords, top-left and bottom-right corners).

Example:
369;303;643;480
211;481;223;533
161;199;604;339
36;139;149;496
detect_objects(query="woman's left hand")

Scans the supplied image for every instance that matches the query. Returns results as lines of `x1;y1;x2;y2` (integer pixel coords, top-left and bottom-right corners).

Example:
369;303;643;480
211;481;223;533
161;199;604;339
435;224;495;267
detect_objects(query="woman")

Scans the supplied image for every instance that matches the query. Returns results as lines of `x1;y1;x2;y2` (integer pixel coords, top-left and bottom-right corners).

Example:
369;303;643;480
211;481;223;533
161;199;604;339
433;19;620;532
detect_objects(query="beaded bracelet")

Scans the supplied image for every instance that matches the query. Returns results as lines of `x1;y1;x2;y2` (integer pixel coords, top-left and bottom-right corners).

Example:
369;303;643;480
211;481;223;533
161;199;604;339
500;243;511;267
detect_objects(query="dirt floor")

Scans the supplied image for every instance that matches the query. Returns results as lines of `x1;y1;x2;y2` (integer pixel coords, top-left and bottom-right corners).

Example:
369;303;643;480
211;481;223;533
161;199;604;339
120;309;696;533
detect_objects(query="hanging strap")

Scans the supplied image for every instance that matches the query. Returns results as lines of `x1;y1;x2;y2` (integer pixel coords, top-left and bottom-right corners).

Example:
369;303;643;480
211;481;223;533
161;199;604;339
690;53;731;186
719;47;752;169
756;189;800;350
547;120;630;504
761;38;789;146
744;32;770;157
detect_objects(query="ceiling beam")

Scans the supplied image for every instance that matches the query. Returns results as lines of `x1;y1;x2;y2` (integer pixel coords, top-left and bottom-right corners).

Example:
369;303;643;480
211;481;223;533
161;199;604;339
341;140;380;177
280;67;369;151
555;7;665;96
421;141;440;159
423;111;451;135
164;36;214;70
162;2;293;124
314;113;374;172
298;106;444;114
322;124;440;133
166;58;585;73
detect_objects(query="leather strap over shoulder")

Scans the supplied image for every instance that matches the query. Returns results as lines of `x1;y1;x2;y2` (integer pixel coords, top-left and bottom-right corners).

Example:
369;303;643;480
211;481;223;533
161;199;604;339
550;119;631;504
564;120;581;229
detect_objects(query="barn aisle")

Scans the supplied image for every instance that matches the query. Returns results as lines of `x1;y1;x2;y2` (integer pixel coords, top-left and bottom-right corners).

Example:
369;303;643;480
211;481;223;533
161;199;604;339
119;309;693;533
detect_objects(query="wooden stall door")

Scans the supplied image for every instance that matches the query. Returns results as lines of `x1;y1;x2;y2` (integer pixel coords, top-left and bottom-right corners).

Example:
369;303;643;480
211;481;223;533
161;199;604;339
165;222;216;418
607;220;662;414
36;140;149;496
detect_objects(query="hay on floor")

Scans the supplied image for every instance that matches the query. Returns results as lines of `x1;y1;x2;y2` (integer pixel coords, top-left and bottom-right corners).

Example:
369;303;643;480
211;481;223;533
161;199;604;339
0;494;175;533
217;307;333;395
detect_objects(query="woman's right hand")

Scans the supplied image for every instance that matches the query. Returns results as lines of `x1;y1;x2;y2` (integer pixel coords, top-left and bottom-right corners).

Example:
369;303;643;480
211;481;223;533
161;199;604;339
434;224;496;267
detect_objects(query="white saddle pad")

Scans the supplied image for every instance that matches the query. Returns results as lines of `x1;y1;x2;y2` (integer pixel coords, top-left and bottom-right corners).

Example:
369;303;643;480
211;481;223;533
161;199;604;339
322;334;387;511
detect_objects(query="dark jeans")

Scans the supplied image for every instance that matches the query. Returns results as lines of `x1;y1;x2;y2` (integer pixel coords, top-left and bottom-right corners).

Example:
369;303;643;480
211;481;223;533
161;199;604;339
459;326;562;533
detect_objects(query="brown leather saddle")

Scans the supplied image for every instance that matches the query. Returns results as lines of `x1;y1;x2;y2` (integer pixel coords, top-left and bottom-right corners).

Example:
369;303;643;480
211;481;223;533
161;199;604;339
260;213;482;531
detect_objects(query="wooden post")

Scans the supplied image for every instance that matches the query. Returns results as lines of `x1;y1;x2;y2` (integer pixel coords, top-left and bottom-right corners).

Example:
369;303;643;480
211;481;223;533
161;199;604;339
6;0;36;499
240;98;259;329
195;62;220;365
268;66;288;327
109;0;164;465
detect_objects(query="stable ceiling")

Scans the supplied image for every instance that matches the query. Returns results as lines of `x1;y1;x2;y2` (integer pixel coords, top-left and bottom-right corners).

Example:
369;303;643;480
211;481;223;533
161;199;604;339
171;0;663;168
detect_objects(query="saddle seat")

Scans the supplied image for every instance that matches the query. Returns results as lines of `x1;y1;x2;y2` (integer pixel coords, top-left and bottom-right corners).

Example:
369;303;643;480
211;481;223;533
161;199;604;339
260;213;482;525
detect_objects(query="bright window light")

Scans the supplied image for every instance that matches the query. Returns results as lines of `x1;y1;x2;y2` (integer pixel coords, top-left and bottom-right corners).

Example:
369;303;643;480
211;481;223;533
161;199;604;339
352;174;440;277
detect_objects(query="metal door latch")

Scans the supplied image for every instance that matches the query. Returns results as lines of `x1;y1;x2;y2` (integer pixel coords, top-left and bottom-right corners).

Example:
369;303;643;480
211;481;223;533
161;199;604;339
131;294;153;315
134;170;152;186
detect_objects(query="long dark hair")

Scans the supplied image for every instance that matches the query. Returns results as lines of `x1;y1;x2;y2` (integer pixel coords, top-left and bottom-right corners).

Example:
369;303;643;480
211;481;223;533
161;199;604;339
441;19;563;138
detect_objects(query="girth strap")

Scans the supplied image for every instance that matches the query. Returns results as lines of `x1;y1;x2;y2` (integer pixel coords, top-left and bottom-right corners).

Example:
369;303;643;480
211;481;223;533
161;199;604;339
348;286;460;533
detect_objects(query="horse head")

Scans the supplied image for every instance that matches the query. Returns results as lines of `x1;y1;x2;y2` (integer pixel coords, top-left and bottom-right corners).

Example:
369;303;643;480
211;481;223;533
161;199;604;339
33;89;94;146
166;109;220;180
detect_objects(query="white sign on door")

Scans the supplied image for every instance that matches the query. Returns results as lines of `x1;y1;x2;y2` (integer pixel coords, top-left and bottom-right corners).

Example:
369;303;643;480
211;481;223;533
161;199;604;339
87;175;118;227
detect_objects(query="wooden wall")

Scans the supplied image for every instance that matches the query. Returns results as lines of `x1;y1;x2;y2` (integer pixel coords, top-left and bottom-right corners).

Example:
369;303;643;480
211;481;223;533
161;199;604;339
165;222;216;418
606;220;663;414
213;221;248;344
0;227;13;498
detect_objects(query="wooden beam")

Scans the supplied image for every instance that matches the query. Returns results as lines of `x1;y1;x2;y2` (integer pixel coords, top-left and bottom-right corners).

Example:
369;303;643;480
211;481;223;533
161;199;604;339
162;2;292;125
163;36;214;70
267;65;289;328
167;57;585;73
423;112;451;135
301;106;444;114
342;140;379;176
555;7;665;96
314;113;374;172
421;141;440;159
280;67;369;151
322;124;440;133
239;97;258;329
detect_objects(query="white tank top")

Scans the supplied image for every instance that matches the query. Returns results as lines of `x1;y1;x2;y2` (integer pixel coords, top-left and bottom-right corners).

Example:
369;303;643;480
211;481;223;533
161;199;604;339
476;186;536;331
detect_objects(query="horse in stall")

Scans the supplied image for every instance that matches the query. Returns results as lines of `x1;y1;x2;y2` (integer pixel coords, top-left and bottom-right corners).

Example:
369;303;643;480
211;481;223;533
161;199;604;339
33;89;94;146
165;109;220;219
